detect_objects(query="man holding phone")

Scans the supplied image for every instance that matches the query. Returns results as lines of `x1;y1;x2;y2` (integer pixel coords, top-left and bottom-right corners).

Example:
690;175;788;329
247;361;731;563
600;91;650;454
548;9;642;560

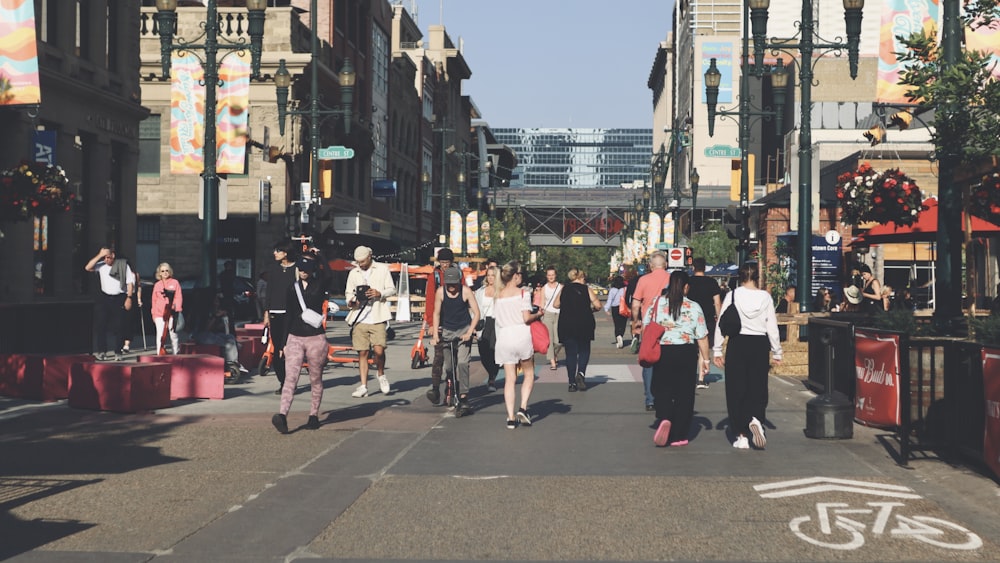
345;246;396;398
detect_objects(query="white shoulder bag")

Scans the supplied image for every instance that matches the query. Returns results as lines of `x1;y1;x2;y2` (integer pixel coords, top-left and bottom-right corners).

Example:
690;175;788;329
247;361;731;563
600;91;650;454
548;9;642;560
295;282;324;328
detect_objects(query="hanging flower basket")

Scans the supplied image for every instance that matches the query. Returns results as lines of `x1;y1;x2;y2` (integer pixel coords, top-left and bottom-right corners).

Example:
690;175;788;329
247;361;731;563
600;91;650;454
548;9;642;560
969;171;1000;226
836;162;926;227
0;161;75;222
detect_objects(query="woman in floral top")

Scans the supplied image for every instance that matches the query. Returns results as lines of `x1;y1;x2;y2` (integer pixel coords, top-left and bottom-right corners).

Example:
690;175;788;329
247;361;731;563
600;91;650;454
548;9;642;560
642;270;710;447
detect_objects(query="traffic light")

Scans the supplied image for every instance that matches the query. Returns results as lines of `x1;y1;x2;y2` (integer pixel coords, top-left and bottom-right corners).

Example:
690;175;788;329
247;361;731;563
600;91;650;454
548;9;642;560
730;155;756;202
684;246;693;267
724;206;742;240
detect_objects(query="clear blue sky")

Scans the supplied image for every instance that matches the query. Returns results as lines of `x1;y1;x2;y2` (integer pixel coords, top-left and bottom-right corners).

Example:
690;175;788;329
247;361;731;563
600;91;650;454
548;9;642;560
411;0;672;129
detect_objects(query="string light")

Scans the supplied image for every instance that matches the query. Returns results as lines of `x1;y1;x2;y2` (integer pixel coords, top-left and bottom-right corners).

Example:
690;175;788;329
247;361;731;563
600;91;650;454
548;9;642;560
373;238;438;261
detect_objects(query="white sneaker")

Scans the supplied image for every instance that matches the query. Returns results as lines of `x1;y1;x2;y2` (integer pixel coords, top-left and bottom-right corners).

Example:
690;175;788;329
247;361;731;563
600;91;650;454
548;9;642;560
733;436;750;449
378;375;391;395
749;417;767;449
616;335;624;349
351;385;368;398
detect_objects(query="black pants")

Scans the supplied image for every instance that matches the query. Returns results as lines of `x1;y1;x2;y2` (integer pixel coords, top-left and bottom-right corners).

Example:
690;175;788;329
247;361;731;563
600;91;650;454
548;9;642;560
562;335;592;384
724;334;770;437
611;309;629;339
651;343;698;442
431;336;445;387
268;313;290;385
477;337;499;382
95;293;127;354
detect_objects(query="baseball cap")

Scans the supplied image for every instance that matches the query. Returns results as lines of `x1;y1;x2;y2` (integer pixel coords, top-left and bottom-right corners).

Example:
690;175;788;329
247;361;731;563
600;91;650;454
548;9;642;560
353;246;372;261
443;266;462;285
437;248;454;261
296;257;318;273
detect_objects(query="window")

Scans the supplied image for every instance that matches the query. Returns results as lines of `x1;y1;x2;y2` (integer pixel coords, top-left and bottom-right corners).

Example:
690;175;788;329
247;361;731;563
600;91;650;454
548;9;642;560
138;115;161;175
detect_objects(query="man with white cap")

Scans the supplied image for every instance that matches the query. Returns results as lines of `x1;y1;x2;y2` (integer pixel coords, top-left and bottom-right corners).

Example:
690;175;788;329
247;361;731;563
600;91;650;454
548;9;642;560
345;246;396;397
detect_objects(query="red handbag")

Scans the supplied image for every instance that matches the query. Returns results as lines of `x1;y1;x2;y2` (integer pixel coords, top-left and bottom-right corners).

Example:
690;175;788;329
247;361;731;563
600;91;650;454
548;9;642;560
638;296;665;367
530;319;550;354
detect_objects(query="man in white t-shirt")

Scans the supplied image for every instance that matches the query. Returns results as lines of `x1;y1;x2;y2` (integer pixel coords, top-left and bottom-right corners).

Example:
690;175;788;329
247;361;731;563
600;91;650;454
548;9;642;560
84;246;136;361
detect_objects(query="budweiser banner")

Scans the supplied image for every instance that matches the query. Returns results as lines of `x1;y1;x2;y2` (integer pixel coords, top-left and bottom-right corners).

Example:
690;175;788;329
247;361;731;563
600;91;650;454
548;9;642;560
854;329;902;427
982;348;1000;479
0;0;41;106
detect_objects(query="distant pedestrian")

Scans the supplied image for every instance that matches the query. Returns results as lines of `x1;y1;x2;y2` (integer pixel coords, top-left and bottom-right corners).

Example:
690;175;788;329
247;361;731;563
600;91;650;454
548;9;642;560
858;264;883;314
264;242;299;395
537;266;563;371
686;258;721;388
255;271;268;322
713;262;782;450
812;287;832;313
218;259;237;328
424;248;454;405
84;246;136;361
345;246;396;398
775;285;796;342
431;266;480;416
603;275;628;348
630;251;670;411
494;261;542;429
645;270;710;447
474;264;501;391
555;268;600;392
151;262;183;355
271;256;329;434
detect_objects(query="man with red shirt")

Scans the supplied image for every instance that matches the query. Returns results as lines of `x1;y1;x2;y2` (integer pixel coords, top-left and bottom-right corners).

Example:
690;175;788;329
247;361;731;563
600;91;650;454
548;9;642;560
630;251;670;411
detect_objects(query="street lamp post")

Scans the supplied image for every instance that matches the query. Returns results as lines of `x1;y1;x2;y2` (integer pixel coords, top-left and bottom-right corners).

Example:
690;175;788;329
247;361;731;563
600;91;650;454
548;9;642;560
272;0;356;233
704;47;787;265
690;168;700;239
154;0;267;290
747;0;864;313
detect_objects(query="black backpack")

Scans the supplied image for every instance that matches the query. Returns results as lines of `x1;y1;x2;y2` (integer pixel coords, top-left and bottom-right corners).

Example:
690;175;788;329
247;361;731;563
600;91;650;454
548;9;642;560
718;288;742;337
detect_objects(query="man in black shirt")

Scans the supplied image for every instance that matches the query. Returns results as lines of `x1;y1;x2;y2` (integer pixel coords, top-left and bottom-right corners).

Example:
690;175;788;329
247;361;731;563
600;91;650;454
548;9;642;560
686;258;721;389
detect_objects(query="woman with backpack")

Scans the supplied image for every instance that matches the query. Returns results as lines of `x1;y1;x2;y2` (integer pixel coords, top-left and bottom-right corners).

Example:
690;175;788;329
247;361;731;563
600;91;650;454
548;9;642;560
712;262;782;450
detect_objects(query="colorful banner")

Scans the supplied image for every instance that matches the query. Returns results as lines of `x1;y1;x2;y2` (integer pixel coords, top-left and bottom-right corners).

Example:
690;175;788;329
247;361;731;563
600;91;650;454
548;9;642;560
647;212;662;253
216;54;250;174
982;348;1000;480
481;220;491;251
0;0;40;106
449;210;462;254
170;52;206;174
465;211;480;255
854;329;902;427
33;130;56;164
876;0;939;104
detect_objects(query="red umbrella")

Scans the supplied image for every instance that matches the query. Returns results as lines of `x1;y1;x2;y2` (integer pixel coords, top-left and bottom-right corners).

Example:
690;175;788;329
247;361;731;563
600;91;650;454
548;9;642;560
327;258;356;271
853;198;1000;244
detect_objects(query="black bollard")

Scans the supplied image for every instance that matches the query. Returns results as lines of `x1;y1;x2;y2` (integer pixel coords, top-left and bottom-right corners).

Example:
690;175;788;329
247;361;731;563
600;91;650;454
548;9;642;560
805;327;854;439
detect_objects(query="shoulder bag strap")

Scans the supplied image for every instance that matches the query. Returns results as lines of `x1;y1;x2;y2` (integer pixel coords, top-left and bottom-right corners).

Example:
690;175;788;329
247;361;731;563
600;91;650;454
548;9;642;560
294;281;308;311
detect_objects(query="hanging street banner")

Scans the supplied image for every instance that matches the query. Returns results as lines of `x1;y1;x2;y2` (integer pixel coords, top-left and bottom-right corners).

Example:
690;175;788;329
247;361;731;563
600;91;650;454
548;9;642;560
449;210;462;254
170;52;206;174
216;54;250;174
646;212;662;254
0;0;41;106
854;329;902;427
701;41;733;104
465;211;480;255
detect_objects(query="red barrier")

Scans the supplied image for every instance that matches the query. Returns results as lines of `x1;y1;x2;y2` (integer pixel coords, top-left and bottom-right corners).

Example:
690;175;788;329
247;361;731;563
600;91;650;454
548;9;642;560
982;348;1000;479
854;329;902;427
0;353;94;401
69;362;172;413
138;354;225;400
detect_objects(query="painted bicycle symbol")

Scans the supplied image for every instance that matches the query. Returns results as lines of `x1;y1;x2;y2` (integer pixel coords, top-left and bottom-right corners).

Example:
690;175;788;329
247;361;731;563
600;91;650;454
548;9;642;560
790;501;983;551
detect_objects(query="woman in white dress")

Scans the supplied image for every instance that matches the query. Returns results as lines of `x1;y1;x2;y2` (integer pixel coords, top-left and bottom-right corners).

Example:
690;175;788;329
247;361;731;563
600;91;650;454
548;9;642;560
493;261;544;429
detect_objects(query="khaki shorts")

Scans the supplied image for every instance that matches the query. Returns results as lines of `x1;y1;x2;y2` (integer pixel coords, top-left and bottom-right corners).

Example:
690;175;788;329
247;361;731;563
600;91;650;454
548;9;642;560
352;322;387;351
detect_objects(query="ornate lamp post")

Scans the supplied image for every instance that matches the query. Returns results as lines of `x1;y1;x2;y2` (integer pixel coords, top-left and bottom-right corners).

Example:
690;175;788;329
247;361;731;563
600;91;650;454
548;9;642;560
690;168;700;239
154;0;267;290
747;0;864;313
272;0;355;233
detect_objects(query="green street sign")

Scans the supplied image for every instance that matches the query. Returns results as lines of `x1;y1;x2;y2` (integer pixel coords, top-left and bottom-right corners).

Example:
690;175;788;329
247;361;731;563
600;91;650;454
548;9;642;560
704;144;741;158
317;146;355;160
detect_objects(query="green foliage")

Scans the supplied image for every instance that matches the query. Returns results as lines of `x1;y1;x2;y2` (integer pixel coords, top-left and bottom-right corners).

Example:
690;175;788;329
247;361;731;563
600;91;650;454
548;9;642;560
536;246;617;284
689;221;737;265
971;314;1000;346
896;13;1000;165
486;211;532;266
766;239;792;304
863;308;927;336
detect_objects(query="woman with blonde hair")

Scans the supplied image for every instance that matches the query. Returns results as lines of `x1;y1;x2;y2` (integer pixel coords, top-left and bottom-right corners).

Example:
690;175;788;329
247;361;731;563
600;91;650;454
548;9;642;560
151;262;183;355
555;268;601;391
493;260;544;429
474;264;501;391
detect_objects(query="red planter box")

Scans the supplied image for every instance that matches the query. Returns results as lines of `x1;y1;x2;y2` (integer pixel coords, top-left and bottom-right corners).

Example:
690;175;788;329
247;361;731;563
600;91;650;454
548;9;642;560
179;342;224;356
236;336;264;369
138;354;225;400
235;324;265;339
0;353;93;401
69;362;172;413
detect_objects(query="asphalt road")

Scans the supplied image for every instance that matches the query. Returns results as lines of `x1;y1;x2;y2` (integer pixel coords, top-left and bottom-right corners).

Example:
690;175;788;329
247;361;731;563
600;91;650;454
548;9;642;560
1;314;998;562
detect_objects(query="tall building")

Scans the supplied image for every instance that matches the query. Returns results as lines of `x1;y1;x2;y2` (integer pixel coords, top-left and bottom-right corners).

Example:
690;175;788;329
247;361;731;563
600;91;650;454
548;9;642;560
493;128;652;190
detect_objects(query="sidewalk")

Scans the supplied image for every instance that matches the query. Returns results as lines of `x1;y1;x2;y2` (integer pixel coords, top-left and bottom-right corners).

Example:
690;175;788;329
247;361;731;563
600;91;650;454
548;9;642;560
2;314;998;562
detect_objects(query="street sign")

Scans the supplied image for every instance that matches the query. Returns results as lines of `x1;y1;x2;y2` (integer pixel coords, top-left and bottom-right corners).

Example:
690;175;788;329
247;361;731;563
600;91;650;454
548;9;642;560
705;144;741;158
317;145;355;160
668;248;683;268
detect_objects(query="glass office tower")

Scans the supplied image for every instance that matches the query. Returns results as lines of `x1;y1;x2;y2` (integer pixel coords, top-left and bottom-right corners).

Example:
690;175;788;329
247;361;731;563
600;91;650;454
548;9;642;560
493;128;653;189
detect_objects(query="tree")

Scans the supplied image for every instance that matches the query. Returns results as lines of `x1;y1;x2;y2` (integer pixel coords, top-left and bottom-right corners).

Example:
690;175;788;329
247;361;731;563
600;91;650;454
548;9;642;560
486;211;531;267
536;246;617;284
689;221;738;265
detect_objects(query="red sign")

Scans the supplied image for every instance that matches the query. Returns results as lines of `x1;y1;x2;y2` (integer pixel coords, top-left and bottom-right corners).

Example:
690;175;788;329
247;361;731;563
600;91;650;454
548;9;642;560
982;348;1000;480
669;248;683;262
854;329;901;427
